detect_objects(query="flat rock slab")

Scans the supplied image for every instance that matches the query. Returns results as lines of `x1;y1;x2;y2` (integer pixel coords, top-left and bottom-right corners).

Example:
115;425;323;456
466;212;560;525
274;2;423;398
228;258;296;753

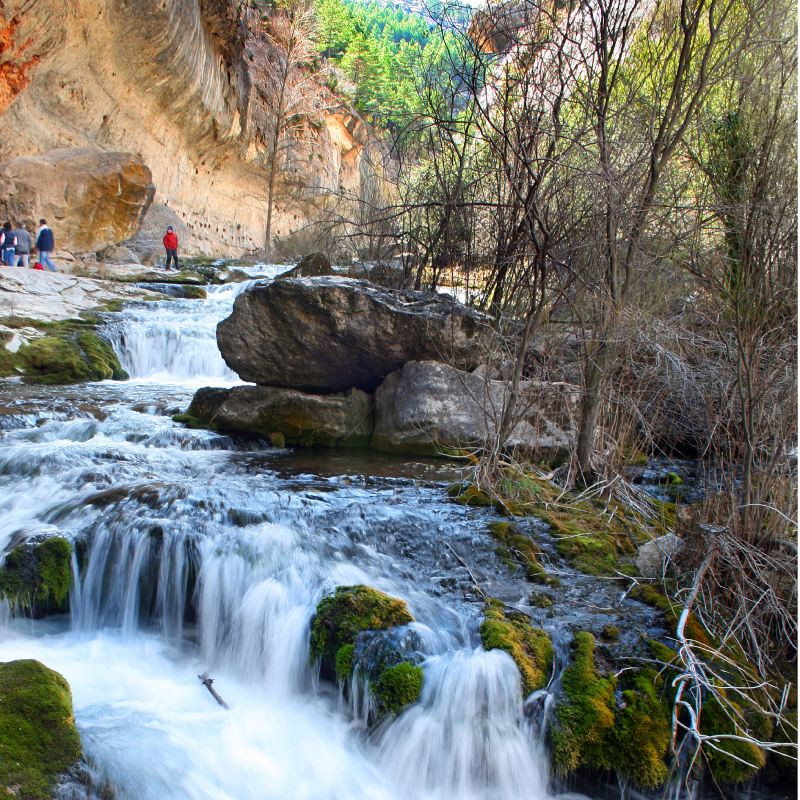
0;269;153;322
373;360;578;458
187;385;373;447
217;277;492;392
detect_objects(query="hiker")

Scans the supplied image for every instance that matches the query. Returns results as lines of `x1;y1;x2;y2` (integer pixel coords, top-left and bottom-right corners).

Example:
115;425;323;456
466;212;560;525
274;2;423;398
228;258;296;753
35;220;58;272
13;223;32;268
1;222;16;266
163;226;179;270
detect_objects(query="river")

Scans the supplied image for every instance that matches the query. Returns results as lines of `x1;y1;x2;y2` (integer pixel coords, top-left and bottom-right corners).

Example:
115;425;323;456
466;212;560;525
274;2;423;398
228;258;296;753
0;266;595;800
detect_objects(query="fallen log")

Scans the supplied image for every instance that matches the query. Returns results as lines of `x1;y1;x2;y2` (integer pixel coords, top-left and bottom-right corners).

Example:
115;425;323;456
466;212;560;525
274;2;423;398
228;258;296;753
198;672;229;709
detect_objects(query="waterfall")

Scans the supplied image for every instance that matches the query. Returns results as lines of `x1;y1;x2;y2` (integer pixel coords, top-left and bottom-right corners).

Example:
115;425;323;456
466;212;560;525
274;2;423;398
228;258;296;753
105;264;291;384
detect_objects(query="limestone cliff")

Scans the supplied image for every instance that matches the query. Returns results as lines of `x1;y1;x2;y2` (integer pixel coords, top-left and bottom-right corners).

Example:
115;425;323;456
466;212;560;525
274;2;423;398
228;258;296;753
0;0;384;257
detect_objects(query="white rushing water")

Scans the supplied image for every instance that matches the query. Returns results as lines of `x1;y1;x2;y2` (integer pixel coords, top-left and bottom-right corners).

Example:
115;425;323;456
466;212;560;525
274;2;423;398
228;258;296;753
0;262;562;800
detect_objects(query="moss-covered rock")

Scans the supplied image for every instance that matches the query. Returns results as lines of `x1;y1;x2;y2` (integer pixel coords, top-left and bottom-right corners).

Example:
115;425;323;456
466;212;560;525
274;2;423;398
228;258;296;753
552;632;672;789
18;327;127;385
488;521;557;585
449;471;674;578
373;662;424;715
700;693;767;784
0;659;82;800
309;585;414;679
610;669;671;787
552;632;617;775
0;537;72;616
480;599;552;695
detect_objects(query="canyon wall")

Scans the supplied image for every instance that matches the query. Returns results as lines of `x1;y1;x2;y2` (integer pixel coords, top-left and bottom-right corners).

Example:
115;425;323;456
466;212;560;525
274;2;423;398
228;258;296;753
0;0;383;257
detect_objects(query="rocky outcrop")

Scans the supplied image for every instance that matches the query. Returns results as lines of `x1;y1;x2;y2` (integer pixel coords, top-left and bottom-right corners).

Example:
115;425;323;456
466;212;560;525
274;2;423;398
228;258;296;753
185;384;373;447
0;0;387;258
372;360;577;457
278;252;334;279
217;277;491;392
0;149;154;252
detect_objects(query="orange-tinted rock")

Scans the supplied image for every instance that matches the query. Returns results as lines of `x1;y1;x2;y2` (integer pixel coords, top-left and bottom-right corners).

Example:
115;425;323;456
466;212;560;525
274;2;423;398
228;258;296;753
0;148;155;252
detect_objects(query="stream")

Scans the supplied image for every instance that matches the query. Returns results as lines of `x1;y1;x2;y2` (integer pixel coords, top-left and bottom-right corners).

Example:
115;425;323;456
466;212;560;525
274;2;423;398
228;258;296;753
0;265;643;800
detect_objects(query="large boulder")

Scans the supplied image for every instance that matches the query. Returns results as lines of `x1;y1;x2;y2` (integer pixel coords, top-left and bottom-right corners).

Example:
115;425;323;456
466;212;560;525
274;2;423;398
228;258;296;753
217;278;492;392
0;148;155;252
372;360;577;458
184;384;373;447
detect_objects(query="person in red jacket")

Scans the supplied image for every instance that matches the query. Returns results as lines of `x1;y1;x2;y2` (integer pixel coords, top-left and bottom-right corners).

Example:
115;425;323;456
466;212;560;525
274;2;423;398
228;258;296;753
163;226;179;270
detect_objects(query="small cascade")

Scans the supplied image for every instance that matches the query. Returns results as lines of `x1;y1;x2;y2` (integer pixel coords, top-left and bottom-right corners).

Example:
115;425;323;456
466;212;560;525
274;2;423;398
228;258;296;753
105;263;290;384
378;648;549;800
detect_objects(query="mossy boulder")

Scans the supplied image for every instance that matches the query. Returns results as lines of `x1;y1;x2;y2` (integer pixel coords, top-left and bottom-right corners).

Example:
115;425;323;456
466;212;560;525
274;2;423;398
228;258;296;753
310;586;423;717
0;659;82;800
552;632;619;775
183;385;373;448
480;599;552;695
18;329;127;385
551;632;672;789
373;662;424;715
310;585;414;678
0;537;72;617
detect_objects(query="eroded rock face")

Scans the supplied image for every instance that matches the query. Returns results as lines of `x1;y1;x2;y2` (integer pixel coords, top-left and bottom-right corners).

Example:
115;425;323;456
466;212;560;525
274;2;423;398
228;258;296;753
0;149;154;251
0;0;386;257
217;278;492;392
186;384;373;447
372;360;577;458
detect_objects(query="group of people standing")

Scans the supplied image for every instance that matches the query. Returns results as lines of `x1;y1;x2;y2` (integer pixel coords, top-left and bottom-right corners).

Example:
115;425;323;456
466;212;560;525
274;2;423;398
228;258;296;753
1;220;57;271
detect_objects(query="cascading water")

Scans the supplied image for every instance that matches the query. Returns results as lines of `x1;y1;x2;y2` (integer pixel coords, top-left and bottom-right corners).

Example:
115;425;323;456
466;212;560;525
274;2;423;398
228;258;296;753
0;263;569;800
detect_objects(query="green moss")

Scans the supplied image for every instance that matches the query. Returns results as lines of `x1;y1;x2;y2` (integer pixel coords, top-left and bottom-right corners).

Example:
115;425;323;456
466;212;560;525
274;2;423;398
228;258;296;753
664;471;683;485
610;669;671;787
373;662;424;714
335;644;355;681
0;346;21;377
552;632;617;775
76;332;128;380
630;584;709;645
452;484;493;507
601;624;619;641
0;538;72;616
19;337;90;384
0;659;82;800
268;431;286;448
18;328;127;385
528;591;553;608
453;471;671;578
309;585;413;672
480;599;552;695
700;693;767;783
488;521;555;584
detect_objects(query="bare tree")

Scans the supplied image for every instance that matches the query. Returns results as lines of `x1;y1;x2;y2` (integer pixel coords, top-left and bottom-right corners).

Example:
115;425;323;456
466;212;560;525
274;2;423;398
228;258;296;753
251;0;322;258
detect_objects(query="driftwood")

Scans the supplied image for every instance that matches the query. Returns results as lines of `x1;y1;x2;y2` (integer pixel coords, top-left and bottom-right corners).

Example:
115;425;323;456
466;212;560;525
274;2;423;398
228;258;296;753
198;673;229;709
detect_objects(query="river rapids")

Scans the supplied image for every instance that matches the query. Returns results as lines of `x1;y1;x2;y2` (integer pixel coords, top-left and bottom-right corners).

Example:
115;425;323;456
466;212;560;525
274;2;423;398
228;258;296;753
0;266;607;800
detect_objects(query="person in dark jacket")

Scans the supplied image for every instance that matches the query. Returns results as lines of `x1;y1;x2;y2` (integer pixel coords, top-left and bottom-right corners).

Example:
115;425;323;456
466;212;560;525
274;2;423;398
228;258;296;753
14;223;32;268
163;226;179;270
36;220;57;272
1;222;16;266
